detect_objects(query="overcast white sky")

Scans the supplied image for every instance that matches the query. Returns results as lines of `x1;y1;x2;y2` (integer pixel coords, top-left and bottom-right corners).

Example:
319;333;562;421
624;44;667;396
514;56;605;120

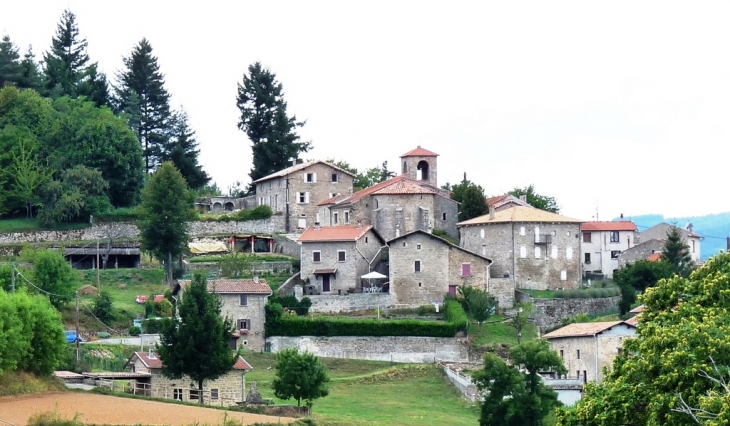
3;1;728;221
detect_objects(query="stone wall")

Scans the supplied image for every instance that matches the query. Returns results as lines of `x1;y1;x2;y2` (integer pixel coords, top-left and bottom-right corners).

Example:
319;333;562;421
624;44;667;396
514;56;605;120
266;335;469;363
187;261;292;275
618;239;664;268
389;232;450;306
441;363;480;402
487;277;515;309
273;234;301;259
307;293;393;313
516;291;621;331
219;293;268;352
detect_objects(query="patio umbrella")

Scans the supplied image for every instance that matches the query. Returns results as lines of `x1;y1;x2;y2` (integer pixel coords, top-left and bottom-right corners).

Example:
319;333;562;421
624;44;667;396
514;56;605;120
361;271;387;293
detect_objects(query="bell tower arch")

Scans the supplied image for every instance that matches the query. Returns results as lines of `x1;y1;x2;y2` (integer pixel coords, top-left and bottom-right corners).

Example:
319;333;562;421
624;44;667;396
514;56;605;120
400;146;439;187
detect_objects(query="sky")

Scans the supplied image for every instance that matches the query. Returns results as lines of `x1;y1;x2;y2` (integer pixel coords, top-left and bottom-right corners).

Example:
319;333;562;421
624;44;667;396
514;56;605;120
2;1;729;221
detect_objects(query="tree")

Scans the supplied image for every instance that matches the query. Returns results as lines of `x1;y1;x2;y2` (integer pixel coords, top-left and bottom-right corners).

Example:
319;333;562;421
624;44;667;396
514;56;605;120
444;174;485;204
19;47;44;91
12;290;67;376
510;184;560;213
11;138;52;218
614;259;675;315
32;249;77;309
460;184;489;221
0;35;23;87
158;271;237;404
93;292;114;325
557;252;730;426
162;109;210;190
37;165;111;225
138;162;196;286
464;287;498;325
663;225;694;277
272;348;330;411
115;38;172;172
473;340;566;426
511;301;534;344
237;62;311;192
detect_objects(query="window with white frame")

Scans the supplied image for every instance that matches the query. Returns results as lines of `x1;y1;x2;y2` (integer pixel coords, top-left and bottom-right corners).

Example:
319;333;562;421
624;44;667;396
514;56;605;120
520;246;527;258
298;192;309;204
333;212;339;225
345;211;350;224
535;246;542;258
313;251;321;262
237;319;250;330
306;173;316;183
610;231;620;243
338;250;346;262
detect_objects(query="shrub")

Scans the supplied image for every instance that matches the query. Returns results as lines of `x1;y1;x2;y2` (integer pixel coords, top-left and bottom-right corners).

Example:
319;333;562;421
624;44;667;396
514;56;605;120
129;326;141;336
141;318;164;334
443;300;469;331
95;207;140;222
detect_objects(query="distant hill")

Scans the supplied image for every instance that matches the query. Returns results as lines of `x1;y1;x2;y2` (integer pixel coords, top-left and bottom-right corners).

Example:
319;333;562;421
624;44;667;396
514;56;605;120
617;213;730;261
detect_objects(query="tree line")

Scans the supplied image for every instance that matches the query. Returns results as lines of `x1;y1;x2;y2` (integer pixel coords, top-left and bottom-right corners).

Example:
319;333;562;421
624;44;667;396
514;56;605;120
0;9;209;222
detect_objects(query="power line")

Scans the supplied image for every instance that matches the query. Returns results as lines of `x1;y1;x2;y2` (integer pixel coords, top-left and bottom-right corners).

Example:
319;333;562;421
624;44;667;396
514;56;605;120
80;299;115;332
13;267;68;298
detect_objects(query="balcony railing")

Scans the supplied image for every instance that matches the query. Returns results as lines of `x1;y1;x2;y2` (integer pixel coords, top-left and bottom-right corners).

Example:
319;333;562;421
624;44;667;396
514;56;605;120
534;234;552;245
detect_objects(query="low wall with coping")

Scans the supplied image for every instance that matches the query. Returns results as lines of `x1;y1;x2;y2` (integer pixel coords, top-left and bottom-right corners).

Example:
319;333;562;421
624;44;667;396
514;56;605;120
266;335;469;363
516;291;620;330
307;293;394;313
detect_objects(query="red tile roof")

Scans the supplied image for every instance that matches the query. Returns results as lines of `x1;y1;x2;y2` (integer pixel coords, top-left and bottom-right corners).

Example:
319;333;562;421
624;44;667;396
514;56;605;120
318;193;350;206
132;351;252;371
581;221;638;232
298;225;374;242
647;253;663;262
400;146;438;157
372;179;437;195
330;175;453;206
234;357;253;371
630;305;645;314
458;206;582;226
487;194;531;209
625;315;640;326
253;160;357;183
178;279;273;294
542;321;634;339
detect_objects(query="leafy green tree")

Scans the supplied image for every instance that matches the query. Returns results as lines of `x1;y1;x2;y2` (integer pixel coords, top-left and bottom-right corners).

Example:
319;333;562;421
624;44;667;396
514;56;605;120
237;62;311;192
11;138;52;218
138;162;196;285
0;289;24;374
465;287;498;325
614;259;675;315
663;225;693;277
510;301;534;344
93;291;115;325
115;38;172;172
460;184;489;221
510;184;560;213
32;249;77;309
162;109;210;190
37;165;111;225
272;348;330;410
0;35;23;87
12;290;67;376
473;340;566;426
158;271;237;404
557;252;730;426
443;174;485;204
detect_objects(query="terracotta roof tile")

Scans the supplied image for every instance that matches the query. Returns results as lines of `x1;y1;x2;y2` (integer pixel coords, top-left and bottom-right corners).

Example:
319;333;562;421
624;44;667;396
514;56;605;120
333;175;453;206
234;356;253;371
625;315;640;326
178;279;273;294
630;305;645;314
486;194;531;209
542;321;632;339
458;206;583;226
581;221;638;232
372;179;437;195
133;351;252;371
253;160;357;183
647;253;663;262
400;146;439;157
298;225;374;242
318;193;351;206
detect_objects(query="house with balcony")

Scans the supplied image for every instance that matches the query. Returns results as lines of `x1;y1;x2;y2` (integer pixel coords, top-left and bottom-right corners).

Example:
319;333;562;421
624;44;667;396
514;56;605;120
580;221;638;279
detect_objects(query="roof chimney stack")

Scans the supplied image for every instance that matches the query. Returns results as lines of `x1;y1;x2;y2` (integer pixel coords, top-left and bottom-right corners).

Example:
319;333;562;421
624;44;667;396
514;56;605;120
357;220;362;229
253;275;259;283
489;207;495;220
315;222;321;230
620;213;624;221
519;194;527;204
687;223;694;233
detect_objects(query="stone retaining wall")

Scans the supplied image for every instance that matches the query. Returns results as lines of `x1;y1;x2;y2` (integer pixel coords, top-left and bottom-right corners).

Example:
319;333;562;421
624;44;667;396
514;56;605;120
266;335;469;363
307;293;394;313
516;291;620;330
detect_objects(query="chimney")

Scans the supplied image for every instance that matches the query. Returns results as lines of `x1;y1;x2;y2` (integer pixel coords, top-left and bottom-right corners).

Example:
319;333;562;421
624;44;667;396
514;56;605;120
519;195;527;204
357;220;362;229
253;275;259;283
620;213;624;221
291;158;296;166
489;207;495;220
687;223;694;233
315;222;321;230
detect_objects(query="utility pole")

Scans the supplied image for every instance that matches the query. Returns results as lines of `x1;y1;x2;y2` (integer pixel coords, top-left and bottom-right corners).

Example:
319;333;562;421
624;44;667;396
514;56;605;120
96;239;100;290
75;291;81;371
10;263;15;292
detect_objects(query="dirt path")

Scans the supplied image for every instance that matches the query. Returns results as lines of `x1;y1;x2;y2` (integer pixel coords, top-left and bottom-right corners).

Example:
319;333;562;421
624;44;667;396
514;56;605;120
0;392;295;426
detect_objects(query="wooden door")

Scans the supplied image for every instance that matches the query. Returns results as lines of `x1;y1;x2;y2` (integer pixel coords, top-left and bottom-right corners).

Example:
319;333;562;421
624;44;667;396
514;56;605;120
323;274;331;292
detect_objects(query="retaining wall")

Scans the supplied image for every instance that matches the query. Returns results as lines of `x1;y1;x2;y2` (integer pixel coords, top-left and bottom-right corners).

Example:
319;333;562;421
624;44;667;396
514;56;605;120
307;293;394;313
516;291;620;330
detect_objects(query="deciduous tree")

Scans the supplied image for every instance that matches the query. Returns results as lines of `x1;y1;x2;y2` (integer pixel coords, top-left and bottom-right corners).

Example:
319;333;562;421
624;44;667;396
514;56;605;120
158;271;237;404
272;348;330;411
32;249;77;309
510;184;560;213
465;287;498;326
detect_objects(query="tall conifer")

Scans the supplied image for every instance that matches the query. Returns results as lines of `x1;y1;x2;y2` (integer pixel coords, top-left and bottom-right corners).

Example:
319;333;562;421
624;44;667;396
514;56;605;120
0;35;23;87
162;109;210;190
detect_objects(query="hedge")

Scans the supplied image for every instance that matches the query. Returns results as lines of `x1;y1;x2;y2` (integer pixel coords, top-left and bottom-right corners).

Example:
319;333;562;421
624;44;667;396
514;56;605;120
95;207;140;222
265;300;468;338
199;205;273;223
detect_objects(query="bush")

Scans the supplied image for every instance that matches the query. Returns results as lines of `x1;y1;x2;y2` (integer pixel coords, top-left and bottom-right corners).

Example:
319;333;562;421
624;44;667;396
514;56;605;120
141;318;164;334
93;292;115;325
129;326;141;336
95;207;140;222
443;300;469;331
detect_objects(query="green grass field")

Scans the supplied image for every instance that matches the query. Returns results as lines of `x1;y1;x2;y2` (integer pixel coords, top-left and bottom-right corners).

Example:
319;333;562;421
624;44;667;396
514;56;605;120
468;315;539;346
0;218;90;234
242;352;479;426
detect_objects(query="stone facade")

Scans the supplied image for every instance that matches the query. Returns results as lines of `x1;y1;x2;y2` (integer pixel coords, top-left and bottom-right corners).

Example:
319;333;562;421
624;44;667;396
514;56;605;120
300;228;383;294
639;222;702;263
460;219;582;291
399;146;439;187
306;293;393;313
266;335;469;363
220;292;268;352
544;322;636;383
388;231;502;306
516;291;621;331
617;239;665;268
254;161;355;233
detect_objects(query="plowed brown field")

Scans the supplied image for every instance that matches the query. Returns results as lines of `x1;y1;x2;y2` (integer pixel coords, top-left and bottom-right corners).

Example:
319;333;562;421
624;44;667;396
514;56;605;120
0;392;295;425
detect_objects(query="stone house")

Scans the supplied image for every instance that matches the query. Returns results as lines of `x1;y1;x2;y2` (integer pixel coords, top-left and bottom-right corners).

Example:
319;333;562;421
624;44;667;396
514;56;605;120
640;222;703;263
617;239;665;268
253;160;356;232
318;147;458;241
458;206;583;291
543;321;636;383
580;221;638;279
298;225;385;294
387;230;502;307
174;278;272;352
486;194;531;212
125;350;252;405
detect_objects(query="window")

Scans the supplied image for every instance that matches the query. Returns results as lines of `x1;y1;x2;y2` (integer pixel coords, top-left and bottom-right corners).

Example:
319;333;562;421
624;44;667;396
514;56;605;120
333;212;339;225
239;295;248;306
692;240;696;253
306;173;316;183
480;229;485;239
442;213;447;220
275;194;278;211
313;251;321;262
190;389;201;401
584;253;591;264
338;250;346;262
365;237;368;243
416;244;421;250
297;217;306;229
520;246;527;258
566;247;573;259
559;350;564;358
577;349;581;359
415;260;421;272
611;250;621;259
173;388;183;401
535;247;541;258
617;348;623;356
583;232;592;243
551;245;558;259
345;211;350;224
298;192;309;204
237;319;249;330
211;388;219;400
520;227;525;236
462;263;471;277
610;231;620;242
331;173;338;183
561;270;567;281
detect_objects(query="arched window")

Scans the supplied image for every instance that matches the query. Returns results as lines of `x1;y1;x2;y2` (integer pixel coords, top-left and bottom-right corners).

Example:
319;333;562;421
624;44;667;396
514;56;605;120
416;160;429;180
402;161;407;174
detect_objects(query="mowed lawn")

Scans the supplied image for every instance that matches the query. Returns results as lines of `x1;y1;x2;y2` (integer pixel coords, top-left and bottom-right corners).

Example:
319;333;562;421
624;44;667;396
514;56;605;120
468;315;539;346
243;352;479;426
77;269;168;320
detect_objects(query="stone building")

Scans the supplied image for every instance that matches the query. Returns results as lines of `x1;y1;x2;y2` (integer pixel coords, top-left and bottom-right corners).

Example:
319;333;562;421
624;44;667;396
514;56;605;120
298;225;385;294
458;206;583;291
125;350;252;405
486;194;531;212
387;230;502;307
174;278;272;352
253;160;356;232
617;239;665;268
580;221;638;279
640;222;703;264
400;146;439;186
543;321;636;383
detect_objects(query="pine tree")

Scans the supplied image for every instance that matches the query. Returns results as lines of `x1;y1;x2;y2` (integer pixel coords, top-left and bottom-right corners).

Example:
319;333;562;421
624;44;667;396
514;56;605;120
78;62;109;107
662;225;693;277
162;109;210;190
0;35;23;87
116;38;172;173
236;62;311;192
460;184;489;221
42;9;90;98
19;47;44;91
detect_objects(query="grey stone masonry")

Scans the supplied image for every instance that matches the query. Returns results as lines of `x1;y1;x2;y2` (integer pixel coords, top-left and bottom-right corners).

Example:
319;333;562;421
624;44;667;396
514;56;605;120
307;293;393;313
617;239;664;268
220;293;268;352
516;291;620;331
